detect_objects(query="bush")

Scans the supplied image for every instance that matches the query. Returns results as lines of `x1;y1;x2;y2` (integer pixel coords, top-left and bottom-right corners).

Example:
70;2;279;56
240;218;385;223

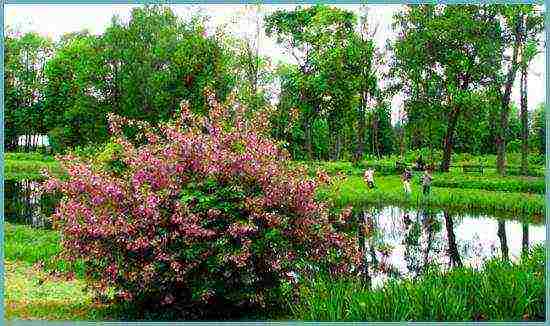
43;91;358;318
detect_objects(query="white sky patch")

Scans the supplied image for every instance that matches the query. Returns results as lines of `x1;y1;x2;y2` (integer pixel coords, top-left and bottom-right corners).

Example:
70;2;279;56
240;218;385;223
5;4;546;125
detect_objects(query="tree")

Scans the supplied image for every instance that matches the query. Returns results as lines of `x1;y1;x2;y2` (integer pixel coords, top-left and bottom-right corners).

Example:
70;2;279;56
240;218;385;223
391;5;503;171
266;5;377;160
100;5;234;120
222;5;275;115
4;30;53;150
494;5;542;175
518;11;543;174
43;5;236;151
353;6;381;161
366;100;394;157
43;35;109;151
529;103;545;156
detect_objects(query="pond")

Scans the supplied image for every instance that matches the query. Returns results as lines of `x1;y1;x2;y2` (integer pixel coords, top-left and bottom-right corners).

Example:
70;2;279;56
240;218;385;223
4;179;546;286
352;206;545;288
5;179;57;228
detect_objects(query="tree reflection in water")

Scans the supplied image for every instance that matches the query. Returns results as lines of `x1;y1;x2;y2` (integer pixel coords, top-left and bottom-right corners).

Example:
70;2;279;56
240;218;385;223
352;205;544;286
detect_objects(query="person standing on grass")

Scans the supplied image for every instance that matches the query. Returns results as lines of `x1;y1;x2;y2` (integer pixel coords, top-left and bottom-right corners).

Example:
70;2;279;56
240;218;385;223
402;167;412;195
364;168;375;189
421;168;433;196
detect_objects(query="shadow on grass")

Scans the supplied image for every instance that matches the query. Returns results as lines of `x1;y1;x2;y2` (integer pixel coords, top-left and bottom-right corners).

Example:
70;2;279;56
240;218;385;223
5;300;110;320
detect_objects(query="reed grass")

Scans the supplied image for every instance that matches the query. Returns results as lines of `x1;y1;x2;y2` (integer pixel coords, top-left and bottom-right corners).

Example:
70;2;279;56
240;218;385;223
290;245;545;321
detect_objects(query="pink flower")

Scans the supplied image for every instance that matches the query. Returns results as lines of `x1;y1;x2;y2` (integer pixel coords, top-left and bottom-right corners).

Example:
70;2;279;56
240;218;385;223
160;294;175;306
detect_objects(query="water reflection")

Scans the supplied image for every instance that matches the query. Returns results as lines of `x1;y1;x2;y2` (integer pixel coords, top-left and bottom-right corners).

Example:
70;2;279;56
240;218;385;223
4;179;57;228
354;206;545;288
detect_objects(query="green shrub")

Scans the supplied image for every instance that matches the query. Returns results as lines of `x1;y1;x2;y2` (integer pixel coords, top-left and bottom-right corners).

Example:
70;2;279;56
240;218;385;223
44;94;357;319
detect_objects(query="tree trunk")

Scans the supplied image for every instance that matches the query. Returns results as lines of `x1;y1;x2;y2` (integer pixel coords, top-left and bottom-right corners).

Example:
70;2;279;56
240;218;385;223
497;13;524;176
520;63;529;175
358;211;371;287
497;220;509;261
440;106;460;172
334;132;342;161
304;119;313;160
355;93;367;161
444;212;462;267
336;133;342;161
522;223;529;255
399;123;405;158
373;111;380;159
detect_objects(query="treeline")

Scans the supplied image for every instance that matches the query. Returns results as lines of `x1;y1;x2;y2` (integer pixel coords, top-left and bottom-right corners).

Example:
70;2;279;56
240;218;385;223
4;5;545;173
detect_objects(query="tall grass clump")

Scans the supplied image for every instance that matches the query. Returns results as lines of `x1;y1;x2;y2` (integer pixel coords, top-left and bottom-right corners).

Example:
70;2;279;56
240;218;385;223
291;245;545;321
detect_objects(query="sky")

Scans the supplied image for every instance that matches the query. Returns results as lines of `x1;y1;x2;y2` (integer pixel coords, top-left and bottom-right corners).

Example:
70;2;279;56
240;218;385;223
4;4;546;124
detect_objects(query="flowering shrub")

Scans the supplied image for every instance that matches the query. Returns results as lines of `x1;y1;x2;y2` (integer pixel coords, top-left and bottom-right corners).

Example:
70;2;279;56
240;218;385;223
43;91;358;317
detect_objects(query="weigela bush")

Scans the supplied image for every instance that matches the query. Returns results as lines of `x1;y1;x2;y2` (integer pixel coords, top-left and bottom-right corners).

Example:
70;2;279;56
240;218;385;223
43;91;359;316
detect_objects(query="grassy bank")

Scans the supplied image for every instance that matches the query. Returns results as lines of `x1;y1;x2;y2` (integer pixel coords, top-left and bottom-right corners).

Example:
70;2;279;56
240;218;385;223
5;152;61;181
291;245;545;321
5;223;85;279
5;260;105;320
431;173;544;194
297;157;545;178
4;223;100;320
320;175;544;221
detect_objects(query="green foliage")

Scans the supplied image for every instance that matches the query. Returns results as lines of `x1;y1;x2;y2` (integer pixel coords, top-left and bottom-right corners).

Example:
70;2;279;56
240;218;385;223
43;34;109;152
41;5;235;151
290;245;544;321
4;31;53;151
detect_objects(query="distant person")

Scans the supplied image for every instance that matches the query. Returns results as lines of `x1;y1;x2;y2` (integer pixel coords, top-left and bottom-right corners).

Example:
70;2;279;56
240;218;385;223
403;212;412;226
364;168;375;189
415;155;425;171
421;169;433;196
401;168;412;195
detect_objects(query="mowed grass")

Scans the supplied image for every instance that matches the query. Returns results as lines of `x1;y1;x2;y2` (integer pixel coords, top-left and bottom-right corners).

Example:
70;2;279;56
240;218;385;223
5;152;61;181
5;260;107;320
320;175;544;221
5;223;61;265
5;223;85;277
4;223;99;320
431;173;544;194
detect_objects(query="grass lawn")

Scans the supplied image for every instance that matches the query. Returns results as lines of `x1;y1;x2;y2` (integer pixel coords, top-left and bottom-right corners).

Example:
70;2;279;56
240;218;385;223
4;260;106;320
4;223;97;320
321;175;544;221
5;152;61;181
